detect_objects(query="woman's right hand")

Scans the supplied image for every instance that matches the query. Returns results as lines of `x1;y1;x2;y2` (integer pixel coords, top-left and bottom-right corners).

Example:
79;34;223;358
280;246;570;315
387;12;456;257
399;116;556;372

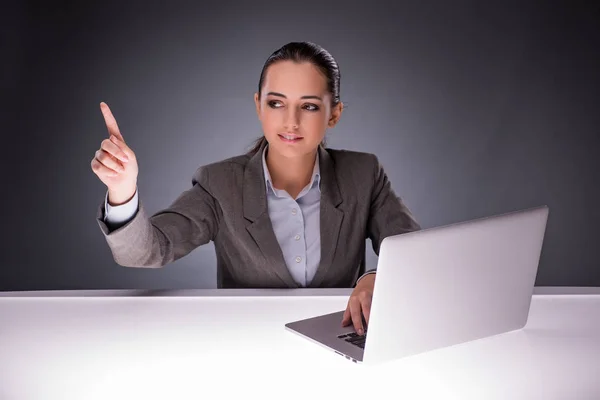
91;102;139;205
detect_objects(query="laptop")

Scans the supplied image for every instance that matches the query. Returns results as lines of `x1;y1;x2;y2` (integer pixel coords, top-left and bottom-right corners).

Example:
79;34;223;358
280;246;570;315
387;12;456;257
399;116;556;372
285;205;549;364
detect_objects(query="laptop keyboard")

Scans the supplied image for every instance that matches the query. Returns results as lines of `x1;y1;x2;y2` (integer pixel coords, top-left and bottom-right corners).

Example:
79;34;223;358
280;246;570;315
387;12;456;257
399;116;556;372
337;331;367;349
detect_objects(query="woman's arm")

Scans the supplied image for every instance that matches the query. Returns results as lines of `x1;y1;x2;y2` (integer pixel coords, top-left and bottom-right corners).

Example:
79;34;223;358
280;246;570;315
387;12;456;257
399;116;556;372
366;155;421;256
96;166;220;268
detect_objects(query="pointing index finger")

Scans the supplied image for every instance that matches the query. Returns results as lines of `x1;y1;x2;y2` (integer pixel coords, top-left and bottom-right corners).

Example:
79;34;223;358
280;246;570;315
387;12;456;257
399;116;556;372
100;102;124;141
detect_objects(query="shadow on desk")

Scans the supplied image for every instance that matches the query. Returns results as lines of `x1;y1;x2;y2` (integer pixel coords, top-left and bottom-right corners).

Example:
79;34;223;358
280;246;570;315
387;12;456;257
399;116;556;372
0;288;355;297
0;286;599;298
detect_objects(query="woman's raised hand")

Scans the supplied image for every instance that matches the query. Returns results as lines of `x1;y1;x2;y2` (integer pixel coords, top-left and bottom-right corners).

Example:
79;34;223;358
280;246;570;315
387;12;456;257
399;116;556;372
91;102;139;205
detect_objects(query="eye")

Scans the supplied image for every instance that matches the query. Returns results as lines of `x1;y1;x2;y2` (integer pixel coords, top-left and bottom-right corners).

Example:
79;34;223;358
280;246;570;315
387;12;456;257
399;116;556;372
303;103;320;111
267;100;282;108
267;100;320;111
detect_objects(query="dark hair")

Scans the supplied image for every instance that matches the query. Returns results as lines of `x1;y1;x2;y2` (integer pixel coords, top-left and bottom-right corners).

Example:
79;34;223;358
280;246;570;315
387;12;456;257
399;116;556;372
247;41;342;155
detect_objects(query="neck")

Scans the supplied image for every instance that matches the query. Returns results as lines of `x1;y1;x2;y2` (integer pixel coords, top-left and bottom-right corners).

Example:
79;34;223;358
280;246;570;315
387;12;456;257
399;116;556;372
266;147;317;197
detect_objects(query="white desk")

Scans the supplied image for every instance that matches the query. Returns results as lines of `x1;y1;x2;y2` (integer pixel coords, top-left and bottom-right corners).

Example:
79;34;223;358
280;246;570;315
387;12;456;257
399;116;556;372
1;287;599;400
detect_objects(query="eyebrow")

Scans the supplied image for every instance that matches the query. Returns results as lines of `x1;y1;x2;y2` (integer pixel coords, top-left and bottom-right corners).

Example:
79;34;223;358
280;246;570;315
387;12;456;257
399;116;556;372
266;91;323;101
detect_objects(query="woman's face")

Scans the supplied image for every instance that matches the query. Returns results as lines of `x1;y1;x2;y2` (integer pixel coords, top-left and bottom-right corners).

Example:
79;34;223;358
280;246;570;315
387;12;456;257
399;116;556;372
254;60;342;159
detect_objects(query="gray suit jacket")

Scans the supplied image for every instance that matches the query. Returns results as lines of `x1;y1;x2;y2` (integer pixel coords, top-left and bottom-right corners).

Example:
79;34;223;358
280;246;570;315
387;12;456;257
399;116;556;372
96;141;421;288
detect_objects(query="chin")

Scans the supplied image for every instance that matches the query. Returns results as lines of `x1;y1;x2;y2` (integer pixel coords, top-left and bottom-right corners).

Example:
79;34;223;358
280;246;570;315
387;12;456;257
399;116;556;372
269;140;318;159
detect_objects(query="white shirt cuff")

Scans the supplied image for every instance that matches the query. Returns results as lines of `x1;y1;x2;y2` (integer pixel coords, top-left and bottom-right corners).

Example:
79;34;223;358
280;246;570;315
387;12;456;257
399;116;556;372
356;270;376;286
104;187;139;225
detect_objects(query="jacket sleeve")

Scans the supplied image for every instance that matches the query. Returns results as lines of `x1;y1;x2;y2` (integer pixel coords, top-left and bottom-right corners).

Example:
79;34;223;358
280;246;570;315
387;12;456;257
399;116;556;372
366;155;421;257
96;166;220;268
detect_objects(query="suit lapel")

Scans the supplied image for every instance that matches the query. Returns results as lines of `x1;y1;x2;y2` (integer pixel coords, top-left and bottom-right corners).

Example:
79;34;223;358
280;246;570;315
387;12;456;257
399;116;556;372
243;142;299;288
309;146;344;288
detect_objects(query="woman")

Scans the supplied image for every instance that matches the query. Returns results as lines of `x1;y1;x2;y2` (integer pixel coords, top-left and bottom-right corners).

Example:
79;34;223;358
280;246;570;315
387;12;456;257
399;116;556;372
91;41;421;335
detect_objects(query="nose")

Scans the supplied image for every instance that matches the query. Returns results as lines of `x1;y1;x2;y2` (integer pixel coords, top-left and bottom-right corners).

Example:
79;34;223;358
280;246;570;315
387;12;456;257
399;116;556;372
284;108;300;130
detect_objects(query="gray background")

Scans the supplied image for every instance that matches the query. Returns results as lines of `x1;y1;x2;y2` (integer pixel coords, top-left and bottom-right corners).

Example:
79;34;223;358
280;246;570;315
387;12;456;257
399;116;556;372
2;1;599;291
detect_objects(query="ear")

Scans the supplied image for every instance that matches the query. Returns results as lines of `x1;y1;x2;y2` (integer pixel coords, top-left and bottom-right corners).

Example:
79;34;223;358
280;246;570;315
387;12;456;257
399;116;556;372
328;101;344;128
254;92;261;118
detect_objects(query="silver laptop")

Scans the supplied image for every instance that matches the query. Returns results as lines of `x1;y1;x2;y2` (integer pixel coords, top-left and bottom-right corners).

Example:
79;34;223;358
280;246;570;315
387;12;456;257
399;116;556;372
285;205;549;364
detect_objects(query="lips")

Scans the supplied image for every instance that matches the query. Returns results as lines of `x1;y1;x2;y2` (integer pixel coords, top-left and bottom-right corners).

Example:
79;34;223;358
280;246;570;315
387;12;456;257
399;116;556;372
279;133;302;140
278;133;303;143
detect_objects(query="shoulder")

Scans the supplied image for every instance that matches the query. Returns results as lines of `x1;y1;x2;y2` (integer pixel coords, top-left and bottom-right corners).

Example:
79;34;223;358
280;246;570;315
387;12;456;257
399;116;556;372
321;148;387;203
191;152;252;188
325;147;379;165
325;147;382;179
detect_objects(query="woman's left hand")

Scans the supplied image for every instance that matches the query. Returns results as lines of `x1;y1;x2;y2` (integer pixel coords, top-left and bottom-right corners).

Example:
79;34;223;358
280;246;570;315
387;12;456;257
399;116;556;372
341;273;375;335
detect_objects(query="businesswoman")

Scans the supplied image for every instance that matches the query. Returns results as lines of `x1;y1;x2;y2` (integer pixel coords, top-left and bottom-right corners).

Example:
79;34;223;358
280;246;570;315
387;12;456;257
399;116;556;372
91;41;421;335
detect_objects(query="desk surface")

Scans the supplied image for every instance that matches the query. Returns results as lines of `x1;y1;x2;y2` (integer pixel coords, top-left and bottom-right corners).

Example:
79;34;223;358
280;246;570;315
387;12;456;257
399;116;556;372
1;287;599;400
